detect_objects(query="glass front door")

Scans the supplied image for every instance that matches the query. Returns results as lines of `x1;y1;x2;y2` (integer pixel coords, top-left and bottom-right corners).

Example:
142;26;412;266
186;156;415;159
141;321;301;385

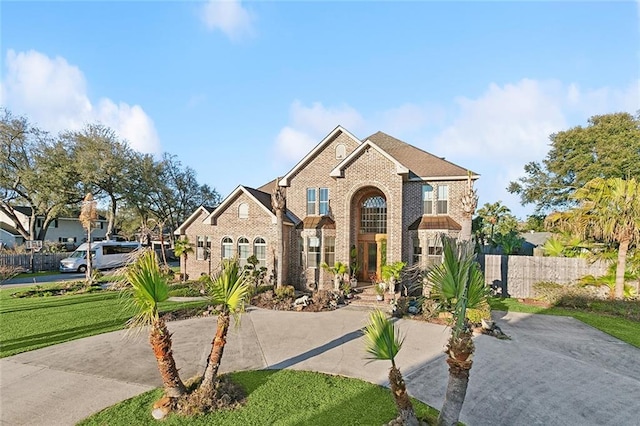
358;241;378;282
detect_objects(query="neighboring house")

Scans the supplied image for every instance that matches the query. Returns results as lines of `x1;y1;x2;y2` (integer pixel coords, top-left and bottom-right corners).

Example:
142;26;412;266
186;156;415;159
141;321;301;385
520;231;553;256
0;206;108;250
176;126;479;290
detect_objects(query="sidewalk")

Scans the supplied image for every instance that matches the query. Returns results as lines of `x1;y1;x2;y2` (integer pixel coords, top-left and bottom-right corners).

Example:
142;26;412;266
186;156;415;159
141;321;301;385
1;308;639;425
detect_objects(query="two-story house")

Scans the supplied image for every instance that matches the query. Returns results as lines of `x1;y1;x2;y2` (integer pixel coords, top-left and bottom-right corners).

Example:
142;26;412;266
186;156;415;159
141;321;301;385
176;126;479;290
0;206;108;250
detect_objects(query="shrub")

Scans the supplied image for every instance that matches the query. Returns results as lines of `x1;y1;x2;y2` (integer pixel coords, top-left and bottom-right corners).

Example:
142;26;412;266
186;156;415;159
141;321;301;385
275;285;295;300
466;302;491;324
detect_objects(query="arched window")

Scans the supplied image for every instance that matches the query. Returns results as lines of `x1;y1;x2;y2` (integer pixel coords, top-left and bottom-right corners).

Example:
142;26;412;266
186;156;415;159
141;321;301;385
238;203;249;219
335;143;346;160
253;237;266;267
238;237;250;266
221;237;233;259
361;196;387;234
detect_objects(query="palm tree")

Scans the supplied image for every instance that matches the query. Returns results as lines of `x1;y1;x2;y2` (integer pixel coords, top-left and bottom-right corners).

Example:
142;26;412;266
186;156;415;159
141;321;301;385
363;310;419;426
271;178;286;290
426;237;489;426
174;237;194;283
199;259;250;393
549;177;640;299
476;201;511;243
125;250;186;400
321;261;349;290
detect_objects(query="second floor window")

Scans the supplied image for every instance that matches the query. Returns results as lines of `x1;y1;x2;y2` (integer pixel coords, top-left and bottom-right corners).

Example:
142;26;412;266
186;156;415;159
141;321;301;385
319;188;329;215
437;185;449;214
423;185;433;215
307;188;316;215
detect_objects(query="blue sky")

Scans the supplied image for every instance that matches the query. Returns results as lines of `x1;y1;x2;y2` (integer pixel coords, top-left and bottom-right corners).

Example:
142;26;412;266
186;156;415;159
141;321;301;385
2;1;638;219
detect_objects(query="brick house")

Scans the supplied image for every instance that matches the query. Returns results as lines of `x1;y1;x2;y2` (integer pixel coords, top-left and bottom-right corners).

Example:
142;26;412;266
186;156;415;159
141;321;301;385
176;126;479;290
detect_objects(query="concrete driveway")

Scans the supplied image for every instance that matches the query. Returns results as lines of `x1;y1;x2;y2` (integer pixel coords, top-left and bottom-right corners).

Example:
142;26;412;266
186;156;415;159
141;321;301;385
1;307;638;425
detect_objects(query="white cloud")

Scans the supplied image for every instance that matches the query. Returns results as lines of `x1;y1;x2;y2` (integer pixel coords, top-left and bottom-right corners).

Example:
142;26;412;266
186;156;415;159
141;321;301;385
0;49;160;154
430;78;640;218
201;0;255;41
274;101;365;162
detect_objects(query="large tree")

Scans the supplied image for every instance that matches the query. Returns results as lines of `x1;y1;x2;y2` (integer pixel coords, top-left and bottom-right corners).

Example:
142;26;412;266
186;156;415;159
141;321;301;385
0;109;83;241
548;177;640;299
126;153;221;244
65;124;136;239
508;112;640;213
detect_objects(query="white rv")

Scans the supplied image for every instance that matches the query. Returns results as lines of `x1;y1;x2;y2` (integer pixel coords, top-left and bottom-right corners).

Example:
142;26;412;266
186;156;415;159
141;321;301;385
59;240;141;273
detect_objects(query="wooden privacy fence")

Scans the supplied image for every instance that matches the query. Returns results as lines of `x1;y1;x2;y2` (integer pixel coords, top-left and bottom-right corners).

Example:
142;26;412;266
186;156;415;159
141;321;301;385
478;254;609;299
0;253;69;272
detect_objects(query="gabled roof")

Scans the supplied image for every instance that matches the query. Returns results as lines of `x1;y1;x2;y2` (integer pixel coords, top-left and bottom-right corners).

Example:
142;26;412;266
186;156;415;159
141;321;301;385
408;216;462;231
0;221;21;236
257;178;279;193
202;185;293;226
279;126;361;186
175;205;216;234
330;139;409;178
366;132;479;180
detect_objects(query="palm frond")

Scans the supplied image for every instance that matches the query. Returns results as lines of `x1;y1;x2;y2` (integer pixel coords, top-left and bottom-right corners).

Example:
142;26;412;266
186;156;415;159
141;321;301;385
363;310;404;363
124;249;168;329
207;259;250;319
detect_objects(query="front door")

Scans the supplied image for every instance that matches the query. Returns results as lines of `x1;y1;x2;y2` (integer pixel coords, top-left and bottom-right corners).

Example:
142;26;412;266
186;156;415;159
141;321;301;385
358;241;378;282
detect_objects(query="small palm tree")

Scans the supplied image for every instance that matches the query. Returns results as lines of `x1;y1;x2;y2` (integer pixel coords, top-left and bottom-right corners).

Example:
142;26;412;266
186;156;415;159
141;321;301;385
363;310;419;426
321;261;349;291
199;259;250;393
125;250;186;401
426;236;489;426
173;237;194;283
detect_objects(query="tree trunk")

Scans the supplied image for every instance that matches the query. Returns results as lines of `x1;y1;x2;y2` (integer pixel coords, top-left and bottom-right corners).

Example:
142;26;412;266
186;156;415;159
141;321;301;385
276;209;284;289
388;365;419;426
86;229;92;282
106;194;117;240
149;318;186;398
437;332;474;426
615;238;629;299
200;313;230;392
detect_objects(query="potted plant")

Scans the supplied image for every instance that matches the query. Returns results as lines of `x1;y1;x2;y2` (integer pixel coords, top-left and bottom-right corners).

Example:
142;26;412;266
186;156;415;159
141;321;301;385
321;261;349;291
374;282;386;301
381;261;406;294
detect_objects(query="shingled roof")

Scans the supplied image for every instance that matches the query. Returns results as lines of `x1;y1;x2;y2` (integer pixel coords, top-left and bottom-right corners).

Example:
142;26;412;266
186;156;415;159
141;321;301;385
408;216;462;231
366;132;477;179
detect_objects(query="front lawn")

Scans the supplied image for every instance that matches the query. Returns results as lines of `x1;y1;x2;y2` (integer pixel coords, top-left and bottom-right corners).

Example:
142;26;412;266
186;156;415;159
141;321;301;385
488;297;640;348
79;369;441;426
0;284;209;358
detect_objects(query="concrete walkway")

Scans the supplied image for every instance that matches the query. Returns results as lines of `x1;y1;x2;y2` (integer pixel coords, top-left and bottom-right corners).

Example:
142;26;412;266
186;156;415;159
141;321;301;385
1;307;639;425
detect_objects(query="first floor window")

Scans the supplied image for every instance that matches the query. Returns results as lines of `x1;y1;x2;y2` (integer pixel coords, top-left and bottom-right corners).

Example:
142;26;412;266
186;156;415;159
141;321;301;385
299;237;304;267
324;236;335;266
221;237;233;259
196;236;205;260
205;236;211;259
428;236;443;256
412;237;422;265
307;236;320;268
238;237;250;266
254;237;266;267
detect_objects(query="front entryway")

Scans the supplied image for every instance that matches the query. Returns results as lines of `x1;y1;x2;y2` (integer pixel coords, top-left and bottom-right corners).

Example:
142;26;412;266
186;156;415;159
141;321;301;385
353;187;387;282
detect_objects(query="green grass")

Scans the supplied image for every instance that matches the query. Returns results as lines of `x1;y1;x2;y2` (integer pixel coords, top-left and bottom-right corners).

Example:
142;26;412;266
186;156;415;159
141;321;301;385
0;284;208;358
488;297;640;348
79;370;440;426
